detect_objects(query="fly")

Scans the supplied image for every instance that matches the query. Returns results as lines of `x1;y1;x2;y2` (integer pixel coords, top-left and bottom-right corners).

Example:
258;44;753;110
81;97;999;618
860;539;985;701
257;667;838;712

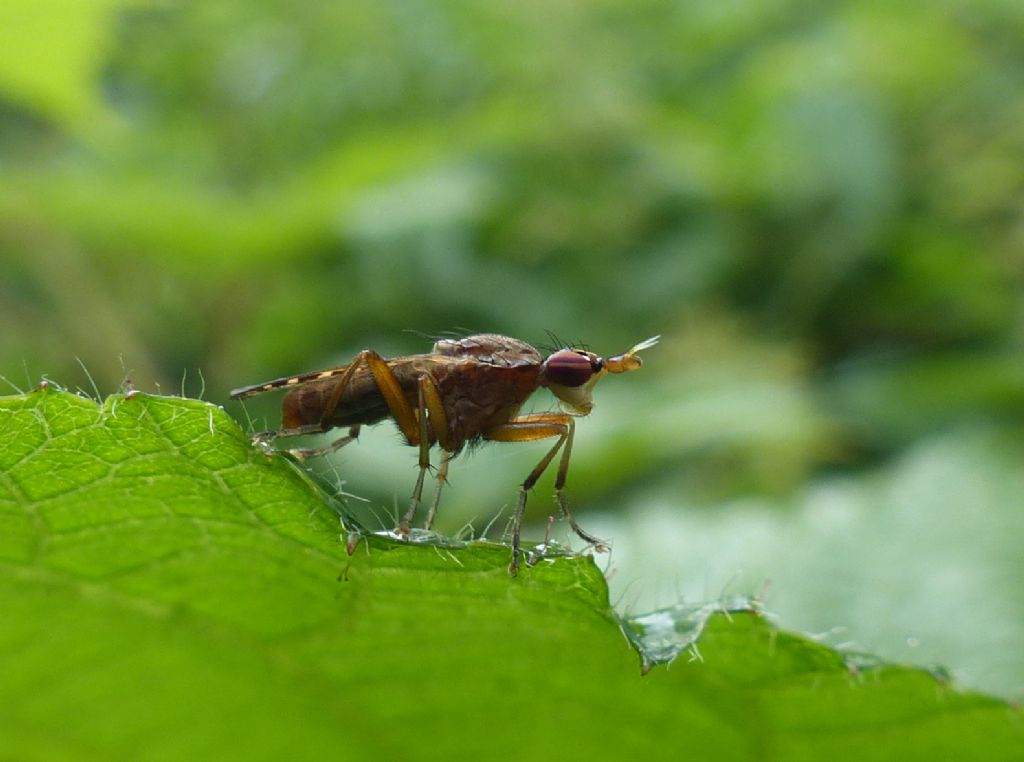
230;333;659;575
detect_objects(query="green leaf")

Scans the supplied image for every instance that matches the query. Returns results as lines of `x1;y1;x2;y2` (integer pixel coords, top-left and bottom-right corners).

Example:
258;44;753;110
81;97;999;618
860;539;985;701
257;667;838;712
0;388;1020;760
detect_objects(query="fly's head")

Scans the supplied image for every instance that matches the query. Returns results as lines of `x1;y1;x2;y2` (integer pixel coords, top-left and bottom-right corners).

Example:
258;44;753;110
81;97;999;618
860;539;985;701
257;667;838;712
540;335;660;415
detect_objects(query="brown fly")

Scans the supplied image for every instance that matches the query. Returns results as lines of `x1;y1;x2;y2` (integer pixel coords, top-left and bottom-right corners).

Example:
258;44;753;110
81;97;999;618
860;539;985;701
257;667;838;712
230;333;659;575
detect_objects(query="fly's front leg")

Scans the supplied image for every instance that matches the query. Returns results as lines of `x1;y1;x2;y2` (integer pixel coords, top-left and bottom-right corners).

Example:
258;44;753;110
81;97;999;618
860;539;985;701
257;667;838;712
485;416;568;576
484;413;606;576
551;419;607;552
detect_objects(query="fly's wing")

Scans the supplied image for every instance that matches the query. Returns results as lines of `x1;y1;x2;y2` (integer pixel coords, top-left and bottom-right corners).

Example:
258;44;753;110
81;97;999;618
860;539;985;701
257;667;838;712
229;362;358;400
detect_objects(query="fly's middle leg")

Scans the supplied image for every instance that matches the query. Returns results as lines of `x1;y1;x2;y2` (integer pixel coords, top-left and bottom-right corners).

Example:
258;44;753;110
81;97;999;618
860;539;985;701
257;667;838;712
424;450;451;530
399;377;432;534
398;373;452;535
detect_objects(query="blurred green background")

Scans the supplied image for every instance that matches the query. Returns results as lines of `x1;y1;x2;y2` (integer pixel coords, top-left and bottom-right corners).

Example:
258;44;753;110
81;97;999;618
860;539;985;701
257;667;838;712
2;0;1023;699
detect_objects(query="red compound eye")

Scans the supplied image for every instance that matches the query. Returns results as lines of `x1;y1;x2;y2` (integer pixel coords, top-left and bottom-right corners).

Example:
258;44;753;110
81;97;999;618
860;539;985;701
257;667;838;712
543;350;594;388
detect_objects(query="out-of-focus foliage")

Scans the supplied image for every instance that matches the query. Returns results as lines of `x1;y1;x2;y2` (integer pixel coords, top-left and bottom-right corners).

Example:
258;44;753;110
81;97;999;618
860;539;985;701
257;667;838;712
1;0;1023;698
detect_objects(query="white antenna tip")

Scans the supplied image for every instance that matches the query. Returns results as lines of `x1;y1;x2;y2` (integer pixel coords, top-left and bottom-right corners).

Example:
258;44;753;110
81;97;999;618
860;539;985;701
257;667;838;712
630;335;661;354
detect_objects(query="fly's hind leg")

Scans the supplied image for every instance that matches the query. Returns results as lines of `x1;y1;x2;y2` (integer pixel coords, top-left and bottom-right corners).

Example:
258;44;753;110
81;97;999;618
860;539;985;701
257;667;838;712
286;425;362;461
248;423;361;460
286;350;423;534
245;349;389;458
484;413;608;576
251;422;324;445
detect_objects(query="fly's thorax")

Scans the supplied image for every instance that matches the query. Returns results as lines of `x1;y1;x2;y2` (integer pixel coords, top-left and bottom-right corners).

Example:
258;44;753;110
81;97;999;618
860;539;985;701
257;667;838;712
431;359;543;447
432;334;542;367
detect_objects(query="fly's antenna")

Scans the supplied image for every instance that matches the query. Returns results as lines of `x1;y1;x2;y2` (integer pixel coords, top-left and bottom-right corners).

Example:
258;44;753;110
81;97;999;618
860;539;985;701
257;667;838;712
604;335;661;374
628;335;660;355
